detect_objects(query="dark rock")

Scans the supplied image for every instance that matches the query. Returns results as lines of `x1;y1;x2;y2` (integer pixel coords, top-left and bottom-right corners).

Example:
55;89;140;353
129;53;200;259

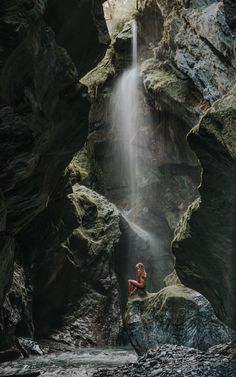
18;184;122;348
0;0;109;349
223;0;236;32
1;263;34;350
0;373;40;377
0;348;21;363
45;0;110;78
173;86;236;330
0;234;14;307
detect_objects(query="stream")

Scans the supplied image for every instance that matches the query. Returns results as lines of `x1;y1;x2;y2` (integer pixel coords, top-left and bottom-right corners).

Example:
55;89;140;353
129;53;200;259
0;348;137;377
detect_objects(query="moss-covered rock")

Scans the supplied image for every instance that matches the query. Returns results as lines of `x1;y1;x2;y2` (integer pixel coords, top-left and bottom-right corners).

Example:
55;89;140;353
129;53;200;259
125;284;232;355
163;270;182;287
141;59;208;127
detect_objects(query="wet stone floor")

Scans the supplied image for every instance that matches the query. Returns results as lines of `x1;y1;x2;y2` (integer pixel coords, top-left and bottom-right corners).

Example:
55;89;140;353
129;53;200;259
0;348;137;377
94;344;236;377
1;344;236;377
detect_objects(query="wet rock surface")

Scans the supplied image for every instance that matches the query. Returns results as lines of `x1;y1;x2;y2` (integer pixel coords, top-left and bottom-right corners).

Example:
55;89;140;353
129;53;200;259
93;344;236;377
0;348;137;377
125;283;232;355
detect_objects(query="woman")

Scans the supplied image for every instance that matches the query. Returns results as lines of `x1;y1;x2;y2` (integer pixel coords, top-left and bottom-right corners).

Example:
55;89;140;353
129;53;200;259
128;262;147;296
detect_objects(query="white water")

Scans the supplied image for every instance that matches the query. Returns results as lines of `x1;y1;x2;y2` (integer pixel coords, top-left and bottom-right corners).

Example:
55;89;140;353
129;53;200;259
111;21;141;210
110;20;173;290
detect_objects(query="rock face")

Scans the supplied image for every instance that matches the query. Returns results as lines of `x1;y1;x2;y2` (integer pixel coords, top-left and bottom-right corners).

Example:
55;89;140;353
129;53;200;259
0;0;109;349
78;0;236;329
79;9;202;294
0;0;236;356
17;183;122;348
173;87;236;329
125;282;232;355
133;0;236;330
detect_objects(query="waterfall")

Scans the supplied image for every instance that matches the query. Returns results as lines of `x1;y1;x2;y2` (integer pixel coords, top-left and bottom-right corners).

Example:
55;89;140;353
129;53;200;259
110;20;173;291
111;20;141;211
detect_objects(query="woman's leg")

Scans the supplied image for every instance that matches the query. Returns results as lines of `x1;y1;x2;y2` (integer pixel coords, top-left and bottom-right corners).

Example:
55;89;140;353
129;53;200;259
128;280;135;296
128;280;144;296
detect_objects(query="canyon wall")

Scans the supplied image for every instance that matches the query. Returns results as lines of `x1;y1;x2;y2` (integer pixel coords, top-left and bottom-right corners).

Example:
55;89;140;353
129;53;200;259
0;0;236;354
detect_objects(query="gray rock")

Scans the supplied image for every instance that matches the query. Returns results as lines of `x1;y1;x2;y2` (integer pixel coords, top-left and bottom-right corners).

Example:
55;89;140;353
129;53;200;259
93;343;236;377
125;284;232;355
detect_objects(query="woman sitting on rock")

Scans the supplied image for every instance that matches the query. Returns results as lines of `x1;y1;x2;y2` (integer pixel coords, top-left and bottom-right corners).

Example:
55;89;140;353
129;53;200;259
128;262;147;296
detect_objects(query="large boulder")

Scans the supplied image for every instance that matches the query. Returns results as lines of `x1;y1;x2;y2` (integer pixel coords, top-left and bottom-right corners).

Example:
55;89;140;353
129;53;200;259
125;282;232;355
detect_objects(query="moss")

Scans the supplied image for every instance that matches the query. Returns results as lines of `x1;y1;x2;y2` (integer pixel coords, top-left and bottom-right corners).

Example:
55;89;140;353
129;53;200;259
164;270;182;287
125;285;196;327
198;87;236;159
82;48;116;92
142;285;194;320
172;198;200;243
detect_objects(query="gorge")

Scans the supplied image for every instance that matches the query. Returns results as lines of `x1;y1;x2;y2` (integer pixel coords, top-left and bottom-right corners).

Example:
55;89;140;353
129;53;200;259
0;0;236;376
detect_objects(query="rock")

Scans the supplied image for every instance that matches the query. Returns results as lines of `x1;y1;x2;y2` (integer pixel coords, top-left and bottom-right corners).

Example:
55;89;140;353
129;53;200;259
113;21;134;54
163;270;182;287
137;0;236;333
82;55;201;294
1;264;34;349
147;0;236;103
0;373;40;377
173;86;236;329
17;338;43;356
0;348;21;363
223;0;236;32
0;234;14;307
125;284;232;355
0;0;236;357
17;184;122;348
45;0;110;78
93;343;236;377
0;0;109;349
141;58;208;126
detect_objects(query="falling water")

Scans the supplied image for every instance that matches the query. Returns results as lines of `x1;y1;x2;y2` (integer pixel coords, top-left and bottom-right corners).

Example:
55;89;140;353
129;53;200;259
111;21;140;211
110;20;173;291
132;21;138;67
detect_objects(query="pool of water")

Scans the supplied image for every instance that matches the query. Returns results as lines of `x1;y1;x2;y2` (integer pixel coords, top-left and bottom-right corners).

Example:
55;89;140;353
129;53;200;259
0;348;137;377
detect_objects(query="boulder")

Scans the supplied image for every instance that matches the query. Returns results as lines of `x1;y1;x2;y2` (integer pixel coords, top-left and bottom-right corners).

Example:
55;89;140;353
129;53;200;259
125;284;232;355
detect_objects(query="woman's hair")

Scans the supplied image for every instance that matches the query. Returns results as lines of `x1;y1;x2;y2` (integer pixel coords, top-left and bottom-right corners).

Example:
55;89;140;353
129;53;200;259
135;262;147;278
